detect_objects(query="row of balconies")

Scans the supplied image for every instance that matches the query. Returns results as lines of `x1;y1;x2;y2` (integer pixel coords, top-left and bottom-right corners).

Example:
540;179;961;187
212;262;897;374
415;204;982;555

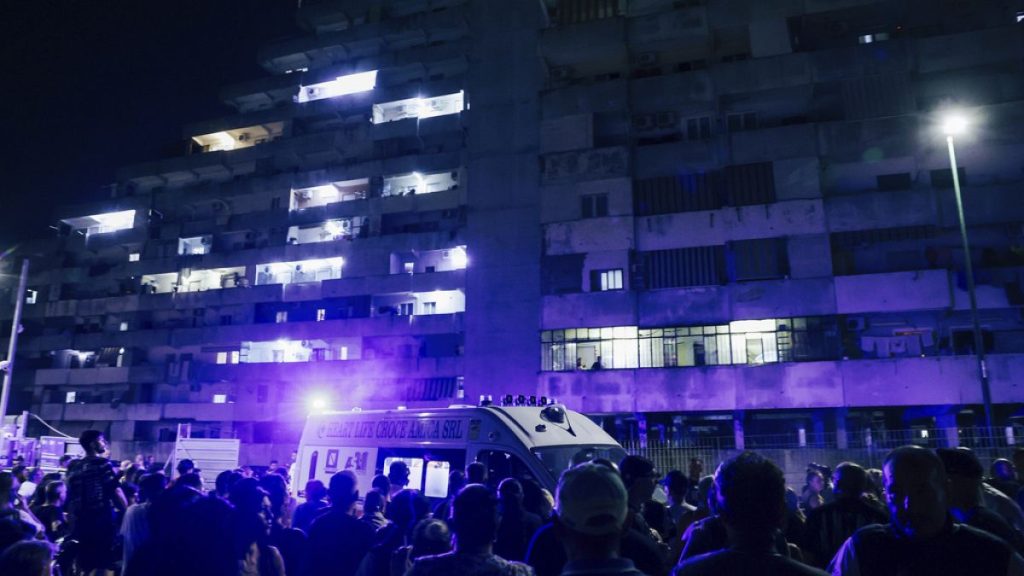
539;353;1024;414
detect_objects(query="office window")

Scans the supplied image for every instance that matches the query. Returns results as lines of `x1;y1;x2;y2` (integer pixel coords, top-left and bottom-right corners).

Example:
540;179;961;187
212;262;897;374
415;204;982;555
128;253;140;262
581;194;609;218
275;311;288;324
591;269;623;291
316;309;326;322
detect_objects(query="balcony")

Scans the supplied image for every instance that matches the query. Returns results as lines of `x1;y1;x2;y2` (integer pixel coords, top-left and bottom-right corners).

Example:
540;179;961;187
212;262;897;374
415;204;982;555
290;178;370;211
538;354;1024;413
141;267;247;295
60;210;137;237
191;121;286;153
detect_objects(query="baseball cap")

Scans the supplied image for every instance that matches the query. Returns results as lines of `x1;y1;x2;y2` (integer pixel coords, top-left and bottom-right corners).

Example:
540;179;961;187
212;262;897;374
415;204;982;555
556;463;628;536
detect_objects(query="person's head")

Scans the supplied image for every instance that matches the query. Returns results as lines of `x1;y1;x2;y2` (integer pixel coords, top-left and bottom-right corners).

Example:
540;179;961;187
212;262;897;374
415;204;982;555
832;462;869;500
865;468;884;498
936;448;985;512
689;458;704;479
410;518;452;559
884;446;948;540
78;429;107;456
0;540;54;576
714;452;786;539
138;473;167;504
619;455;658;506
388;489;430;530
176;471;203;490
447;470;466;498
216;470;242;498
0;472;18;508
805;469;825;493
466;461;488;485
258;473;289;522
554;463;629;560
11;466;26;483
991;458;1017;482
230;478;274;535
44;480;66;506
696;475;716;513
305;479;327;502
364;488;386;515
663;470;690;502
451;484;499;552
371;474;391;499
268;460;279;469
176;459;197;477
388;460;411;489
328;470;359;510
498;478;524;508
519;477;552;520
26;468;43;484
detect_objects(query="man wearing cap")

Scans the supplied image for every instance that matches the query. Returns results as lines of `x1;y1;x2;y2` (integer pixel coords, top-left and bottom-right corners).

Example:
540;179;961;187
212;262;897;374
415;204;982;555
555;463;649;576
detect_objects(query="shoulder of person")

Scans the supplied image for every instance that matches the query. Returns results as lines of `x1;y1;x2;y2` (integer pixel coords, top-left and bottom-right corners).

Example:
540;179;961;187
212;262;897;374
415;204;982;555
955;522;1016;550
500;557;535;576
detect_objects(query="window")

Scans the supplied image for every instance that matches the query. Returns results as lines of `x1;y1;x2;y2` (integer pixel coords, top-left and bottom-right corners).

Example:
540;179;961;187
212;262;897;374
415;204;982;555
877;172;912;191
212;394;228;404
639;246;726;288
731;239;789;282
316;309;326;322
726;112;758;132
216;352;228;365
271;197;282;210
372;91;464;124
338;347;348;361
398;303;414;316
580;194;609;218
404;262;415;274
25;290;37;305
422;302;437;315
685;116;712;140
65;391;76;404
230;351;240;364
296;70;377;103
119;322;129;332
275;311;288;324
128;253;141;262
591;269;623;291
858;32;889;44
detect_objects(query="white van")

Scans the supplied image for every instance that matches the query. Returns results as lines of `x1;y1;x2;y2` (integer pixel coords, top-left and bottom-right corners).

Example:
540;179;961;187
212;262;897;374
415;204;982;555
293;403;625;499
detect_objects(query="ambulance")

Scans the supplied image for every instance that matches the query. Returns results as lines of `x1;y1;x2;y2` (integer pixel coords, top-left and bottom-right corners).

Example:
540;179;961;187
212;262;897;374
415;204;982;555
293;402;625;499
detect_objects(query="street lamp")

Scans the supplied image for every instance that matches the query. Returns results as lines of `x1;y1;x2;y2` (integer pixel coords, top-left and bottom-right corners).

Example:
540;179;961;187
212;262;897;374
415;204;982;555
941;112;993;429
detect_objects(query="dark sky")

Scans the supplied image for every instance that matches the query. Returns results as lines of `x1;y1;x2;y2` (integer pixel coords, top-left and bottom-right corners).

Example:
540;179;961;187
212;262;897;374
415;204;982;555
0;0;300;247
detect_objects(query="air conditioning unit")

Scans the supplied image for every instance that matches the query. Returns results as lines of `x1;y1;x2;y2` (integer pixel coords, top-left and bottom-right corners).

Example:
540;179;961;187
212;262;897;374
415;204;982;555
634;52;658;67
656;111;678;128
632;114;656;131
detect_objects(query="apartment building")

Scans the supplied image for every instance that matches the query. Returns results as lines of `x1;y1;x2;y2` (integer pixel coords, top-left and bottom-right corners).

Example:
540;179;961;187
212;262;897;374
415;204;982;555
2;0;1024;459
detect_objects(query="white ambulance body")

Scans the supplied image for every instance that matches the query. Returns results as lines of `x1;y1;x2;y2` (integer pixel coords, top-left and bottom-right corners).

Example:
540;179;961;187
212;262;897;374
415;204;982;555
293;404;625;498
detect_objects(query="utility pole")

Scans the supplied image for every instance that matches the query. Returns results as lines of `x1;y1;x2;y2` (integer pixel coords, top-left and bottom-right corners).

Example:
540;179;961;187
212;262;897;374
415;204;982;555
0;259;30;427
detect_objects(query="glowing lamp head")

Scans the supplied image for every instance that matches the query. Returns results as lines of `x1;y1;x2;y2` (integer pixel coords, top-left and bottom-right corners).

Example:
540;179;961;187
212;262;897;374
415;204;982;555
941;114;968;137
309;395;329;413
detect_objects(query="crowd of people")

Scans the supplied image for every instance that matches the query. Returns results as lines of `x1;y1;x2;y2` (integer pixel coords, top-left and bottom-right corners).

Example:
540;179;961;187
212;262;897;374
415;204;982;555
4;431;1024;576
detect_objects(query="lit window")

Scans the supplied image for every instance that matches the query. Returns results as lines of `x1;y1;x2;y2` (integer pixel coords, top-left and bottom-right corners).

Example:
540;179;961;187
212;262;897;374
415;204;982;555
65;391;76;404
296;70;377;103
119;322;129;332
25;290;38;305
316;309;326;322
178;236;212;256
61;210;136;236
191;122;284;152
338;346;348;360
404;262;415;274
275;311;288;323
255;257;344;286
423;302;437;315
597;269;624;291
230;351;240;364
212;394;228;404
858;32;889;44
372;91;465;124
1017;11;1024;23
216;352;228;365
128;253;141;262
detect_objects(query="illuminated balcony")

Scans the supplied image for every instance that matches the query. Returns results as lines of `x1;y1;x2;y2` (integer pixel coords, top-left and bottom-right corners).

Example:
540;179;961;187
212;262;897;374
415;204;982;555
372;91;464;124
390;246;467;274
287;218;367;244
254;257;344;286
61;210;136;237
296;70;377;103
191;121;285;153
141;266;247;294
178;235;212;256
290;178;369;211
372;289;465;317
382;170;459;197
238;338;360;363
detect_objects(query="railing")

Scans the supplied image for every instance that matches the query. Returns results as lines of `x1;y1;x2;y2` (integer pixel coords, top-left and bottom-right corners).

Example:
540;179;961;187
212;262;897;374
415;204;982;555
621;427;1024;480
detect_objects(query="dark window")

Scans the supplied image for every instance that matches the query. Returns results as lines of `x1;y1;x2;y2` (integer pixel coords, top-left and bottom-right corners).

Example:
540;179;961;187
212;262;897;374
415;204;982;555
877;172;913;191
930;167;967;189
581;194;609;218
542;254;586;294
270;197;282;210
726;112;758;132
730;238;789;281
685;117;712;140
639;246;726;289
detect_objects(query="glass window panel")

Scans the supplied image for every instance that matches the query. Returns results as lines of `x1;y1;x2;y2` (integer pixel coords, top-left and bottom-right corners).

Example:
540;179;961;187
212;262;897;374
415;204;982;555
715;334;730;365
731;334;747;364
639;329;651;338
600;341;614;366
744;334;765;365
553;331;565;342
793;317;807;330
691;326;704;335
565;329;576;341
613;339;638;368
762;333;778;363
601;327;614;340
677;336;699;366
614;326;637;339
541;331;552;343
717;325;729;334
651;329;663;337
730;319;776;333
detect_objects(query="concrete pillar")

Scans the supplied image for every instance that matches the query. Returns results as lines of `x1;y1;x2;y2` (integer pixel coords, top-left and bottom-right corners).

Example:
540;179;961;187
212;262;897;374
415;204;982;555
812;412;826;447
937;413;959;448
734;411;745;451
835;408;849;450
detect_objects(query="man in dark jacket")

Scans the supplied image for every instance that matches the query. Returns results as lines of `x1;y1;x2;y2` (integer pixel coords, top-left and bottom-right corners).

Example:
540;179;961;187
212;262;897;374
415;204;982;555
801;462;887;568
308;471;376;576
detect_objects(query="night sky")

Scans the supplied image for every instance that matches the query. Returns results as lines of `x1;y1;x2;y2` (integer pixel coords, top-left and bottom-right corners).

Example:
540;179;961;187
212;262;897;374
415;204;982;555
0;0;300;248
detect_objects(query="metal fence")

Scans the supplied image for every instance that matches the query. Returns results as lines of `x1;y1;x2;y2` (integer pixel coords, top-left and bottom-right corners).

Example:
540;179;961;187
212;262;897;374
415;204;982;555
621;427;1023;486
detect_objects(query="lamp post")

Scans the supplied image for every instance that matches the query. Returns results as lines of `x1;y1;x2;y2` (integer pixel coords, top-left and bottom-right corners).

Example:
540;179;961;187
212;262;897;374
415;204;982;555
941;113;993;429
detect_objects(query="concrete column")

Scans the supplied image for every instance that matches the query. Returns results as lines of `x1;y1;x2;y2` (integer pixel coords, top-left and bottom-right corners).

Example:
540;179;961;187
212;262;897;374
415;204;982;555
835;408;849;450
937;413;959;448
812;412;826;447
734;411;745;451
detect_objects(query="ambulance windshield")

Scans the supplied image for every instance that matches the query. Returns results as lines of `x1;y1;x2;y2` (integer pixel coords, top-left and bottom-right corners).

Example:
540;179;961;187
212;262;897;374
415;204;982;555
531;445;627;479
